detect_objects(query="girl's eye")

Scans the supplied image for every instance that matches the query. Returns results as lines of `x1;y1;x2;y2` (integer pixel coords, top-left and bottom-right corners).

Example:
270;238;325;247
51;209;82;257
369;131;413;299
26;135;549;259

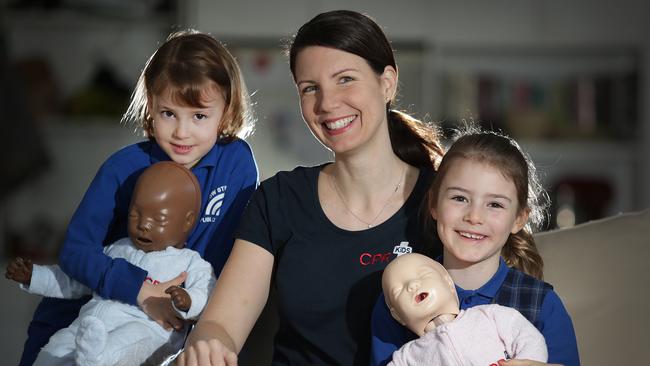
301;85;317;94
488;202;505;209
194;113;207;120
451;195;467;203
161;110;174;118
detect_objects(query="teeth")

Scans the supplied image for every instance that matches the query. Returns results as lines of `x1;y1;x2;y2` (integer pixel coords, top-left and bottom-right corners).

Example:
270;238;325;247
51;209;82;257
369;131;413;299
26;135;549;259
459;231;485;240
325;115;355;130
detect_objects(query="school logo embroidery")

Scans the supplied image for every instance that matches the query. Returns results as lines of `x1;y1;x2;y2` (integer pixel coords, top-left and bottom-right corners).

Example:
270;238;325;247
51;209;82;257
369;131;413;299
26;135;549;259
393;241;412;256
201;186;227;223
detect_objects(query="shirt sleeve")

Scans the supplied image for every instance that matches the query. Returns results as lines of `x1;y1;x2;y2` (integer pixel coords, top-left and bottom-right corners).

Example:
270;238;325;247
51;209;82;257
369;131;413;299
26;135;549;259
202;143;259;274
538;290;581;366
370;293;415;366
235;180;276;255
58;160;147;306
22;264;93;299
488;305;548;362
173;252;216;320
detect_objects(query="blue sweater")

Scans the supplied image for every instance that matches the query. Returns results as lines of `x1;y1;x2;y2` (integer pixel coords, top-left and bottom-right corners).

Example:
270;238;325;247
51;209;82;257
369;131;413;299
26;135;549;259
370;258;580;366
21;139;258;364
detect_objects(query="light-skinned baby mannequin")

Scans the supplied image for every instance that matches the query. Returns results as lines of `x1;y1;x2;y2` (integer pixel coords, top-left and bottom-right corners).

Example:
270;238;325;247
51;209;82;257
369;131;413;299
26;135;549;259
382;253;547;366
5;161;215;366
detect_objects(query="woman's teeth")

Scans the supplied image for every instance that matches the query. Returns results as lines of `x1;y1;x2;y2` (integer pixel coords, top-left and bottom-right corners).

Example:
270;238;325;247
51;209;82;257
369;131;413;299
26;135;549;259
325;115;355;130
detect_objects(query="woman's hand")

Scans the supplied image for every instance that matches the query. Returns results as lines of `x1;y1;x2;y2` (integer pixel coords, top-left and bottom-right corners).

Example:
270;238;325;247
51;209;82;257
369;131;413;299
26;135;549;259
177;321;238;366
137;271;187;331
499;360;562;366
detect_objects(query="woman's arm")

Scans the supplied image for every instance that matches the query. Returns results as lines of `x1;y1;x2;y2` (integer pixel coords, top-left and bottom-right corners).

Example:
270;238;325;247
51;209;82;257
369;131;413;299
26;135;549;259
179;239;274;366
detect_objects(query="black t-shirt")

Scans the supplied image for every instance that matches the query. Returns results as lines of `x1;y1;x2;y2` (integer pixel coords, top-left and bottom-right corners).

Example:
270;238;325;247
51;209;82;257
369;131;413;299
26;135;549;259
236;164;441;366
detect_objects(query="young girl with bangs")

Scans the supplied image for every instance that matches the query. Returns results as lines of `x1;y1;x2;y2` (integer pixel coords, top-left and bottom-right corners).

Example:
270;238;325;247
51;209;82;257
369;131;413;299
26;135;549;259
370;131;580;366
18;30;258;366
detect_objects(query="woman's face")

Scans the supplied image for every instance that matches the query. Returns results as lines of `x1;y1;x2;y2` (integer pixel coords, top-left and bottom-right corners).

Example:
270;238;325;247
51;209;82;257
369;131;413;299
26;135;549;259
293;46;396;155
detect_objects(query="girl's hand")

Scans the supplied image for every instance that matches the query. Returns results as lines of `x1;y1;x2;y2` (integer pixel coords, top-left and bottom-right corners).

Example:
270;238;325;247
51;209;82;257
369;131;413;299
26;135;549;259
499;360;562;366
137;271;188;331
177;321;238;366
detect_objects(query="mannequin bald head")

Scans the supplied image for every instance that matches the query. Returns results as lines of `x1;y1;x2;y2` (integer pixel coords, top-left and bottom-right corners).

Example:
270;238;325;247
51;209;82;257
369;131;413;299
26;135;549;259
127;161;201;252
383;253;460;336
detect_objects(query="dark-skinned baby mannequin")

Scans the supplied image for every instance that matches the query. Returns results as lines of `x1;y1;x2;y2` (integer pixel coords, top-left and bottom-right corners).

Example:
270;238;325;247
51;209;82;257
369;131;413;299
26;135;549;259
5;161;215;366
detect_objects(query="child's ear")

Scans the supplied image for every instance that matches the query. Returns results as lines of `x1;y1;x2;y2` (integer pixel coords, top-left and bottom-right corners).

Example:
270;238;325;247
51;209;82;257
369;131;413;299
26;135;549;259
430;206;438;220
511;207;530;234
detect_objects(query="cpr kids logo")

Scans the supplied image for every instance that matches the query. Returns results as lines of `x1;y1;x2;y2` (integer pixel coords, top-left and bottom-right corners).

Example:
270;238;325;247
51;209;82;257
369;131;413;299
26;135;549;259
201;186;227;223
393;241;412;256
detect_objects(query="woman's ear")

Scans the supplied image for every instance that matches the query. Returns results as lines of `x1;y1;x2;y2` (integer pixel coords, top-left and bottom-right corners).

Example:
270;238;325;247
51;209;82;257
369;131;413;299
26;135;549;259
380;65;398;103
511;207;530;234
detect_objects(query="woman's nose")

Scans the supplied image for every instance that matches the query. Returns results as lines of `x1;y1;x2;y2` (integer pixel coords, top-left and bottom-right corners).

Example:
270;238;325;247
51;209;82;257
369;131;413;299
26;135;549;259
316;87;340;113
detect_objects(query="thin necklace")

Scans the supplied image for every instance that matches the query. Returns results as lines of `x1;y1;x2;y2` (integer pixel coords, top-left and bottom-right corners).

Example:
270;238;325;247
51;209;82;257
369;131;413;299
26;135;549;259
330;164;407;229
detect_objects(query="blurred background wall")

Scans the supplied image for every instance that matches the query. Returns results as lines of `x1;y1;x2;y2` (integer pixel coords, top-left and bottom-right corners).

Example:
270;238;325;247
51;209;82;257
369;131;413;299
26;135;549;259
1;0;649;364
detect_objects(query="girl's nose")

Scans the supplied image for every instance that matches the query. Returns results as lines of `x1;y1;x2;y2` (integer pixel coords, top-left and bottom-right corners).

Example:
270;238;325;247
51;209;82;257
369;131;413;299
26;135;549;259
173;120;191;139
464;205;484;225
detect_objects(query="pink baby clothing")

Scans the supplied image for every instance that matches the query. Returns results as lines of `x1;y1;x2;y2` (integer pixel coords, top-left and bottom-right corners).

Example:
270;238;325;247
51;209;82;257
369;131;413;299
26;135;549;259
388;304;547;366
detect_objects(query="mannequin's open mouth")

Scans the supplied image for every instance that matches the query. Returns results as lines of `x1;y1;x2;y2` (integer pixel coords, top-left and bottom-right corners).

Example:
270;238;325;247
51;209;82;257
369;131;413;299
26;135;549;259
416;292;429;303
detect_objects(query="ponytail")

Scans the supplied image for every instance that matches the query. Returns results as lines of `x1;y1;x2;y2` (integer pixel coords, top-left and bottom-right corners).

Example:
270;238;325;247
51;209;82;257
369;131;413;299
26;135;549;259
501;229;544;280
387;109;443;169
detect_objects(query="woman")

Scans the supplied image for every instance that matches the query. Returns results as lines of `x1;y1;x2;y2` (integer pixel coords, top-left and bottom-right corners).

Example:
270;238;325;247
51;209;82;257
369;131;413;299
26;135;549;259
178;10;443;366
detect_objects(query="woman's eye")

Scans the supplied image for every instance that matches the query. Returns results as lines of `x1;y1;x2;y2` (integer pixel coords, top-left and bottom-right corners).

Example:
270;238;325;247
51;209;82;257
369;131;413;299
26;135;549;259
339;76;354;84
301;85;317;94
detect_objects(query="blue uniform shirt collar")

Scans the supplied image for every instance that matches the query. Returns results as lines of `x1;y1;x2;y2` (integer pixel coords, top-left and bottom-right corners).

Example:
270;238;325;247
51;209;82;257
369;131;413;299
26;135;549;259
455;257;510;299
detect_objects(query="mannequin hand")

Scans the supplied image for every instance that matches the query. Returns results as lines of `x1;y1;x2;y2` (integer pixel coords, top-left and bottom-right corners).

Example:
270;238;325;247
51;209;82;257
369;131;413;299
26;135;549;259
166;285;191;312
138;271;188;331
5;257;33;285
499;360;562;366
177;321;238;366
